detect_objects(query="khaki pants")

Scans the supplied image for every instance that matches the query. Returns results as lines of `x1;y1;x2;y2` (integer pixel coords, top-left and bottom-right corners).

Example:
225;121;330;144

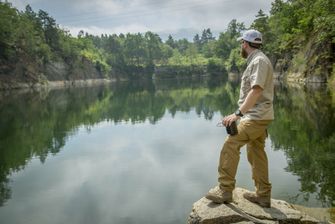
218;120;272;197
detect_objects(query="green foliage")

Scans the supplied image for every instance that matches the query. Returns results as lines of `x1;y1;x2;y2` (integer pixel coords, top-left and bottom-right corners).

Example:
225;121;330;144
267;0;334;54
80;49;111;74
200;28;215;44
159;44;173;64
214;20;246;73
175;38;191;55
225;48;245;73
312;0;335;43
123;33;147;66
0;2;19;59
38;10;60;51
215;20;244;60
165;34;176;49
207;58;227;76
202;41;216;58
58;31;80;62
0;0;333;82
144;31;163;65
167;49;207;66
247;0;334;80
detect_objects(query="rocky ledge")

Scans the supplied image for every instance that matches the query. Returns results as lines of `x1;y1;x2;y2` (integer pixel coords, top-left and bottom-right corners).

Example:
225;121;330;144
187;187;321;224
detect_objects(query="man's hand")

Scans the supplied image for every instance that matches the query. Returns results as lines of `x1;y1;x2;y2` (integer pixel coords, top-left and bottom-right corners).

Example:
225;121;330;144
222;114;240;127
221;85;263;127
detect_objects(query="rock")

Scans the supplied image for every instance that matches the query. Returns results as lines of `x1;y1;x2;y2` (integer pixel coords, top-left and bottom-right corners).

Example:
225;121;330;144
187;187;320;224
293;205;334;223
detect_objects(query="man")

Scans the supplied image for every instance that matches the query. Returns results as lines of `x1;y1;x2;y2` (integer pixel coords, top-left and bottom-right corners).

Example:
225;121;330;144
205;29;274;208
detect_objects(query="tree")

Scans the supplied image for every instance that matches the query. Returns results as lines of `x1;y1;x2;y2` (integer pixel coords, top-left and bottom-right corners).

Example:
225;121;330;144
202;41;215;58
226;19;245;39
123;33;147;66
160;44;173;64
251;10;268;34
38;10;60;52
214;19;245;71
23;5;37;22
77;30;85;38
193;33;201;51
0;2;18;59
251;9;274;53
200;28;215;45
268;0;299;50
145;31;162;65
166;34;176;49
175;38;190;55
215;19;244;58
185;44;198;64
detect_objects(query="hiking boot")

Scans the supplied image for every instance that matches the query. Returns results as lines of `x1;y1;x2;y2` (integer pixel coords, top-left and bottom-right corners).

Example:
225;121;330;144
243;192;271;208
205;186;233;204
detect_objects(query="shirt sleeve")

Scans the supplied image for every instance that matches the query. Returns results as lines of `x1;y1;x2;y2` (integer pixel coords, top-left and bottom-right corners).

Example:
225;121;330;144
250;58;269;90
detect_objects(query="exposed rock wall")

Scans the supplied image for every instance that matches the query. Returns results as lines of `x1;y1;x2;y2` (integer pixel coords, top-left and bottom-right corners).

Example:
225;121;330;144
274;37;334;84
0;58;106;90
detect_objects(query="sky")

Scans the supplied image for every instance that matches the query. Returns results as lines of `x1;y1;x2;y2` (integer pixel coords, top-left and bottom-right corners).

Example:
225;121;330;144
8;0;273;40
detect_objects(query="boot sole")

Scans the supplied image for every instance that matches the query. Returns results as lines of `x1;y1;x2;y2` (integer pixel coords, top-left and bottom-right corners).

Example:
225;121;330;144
255;201;271;208
205;195;233;204
243;194;271;208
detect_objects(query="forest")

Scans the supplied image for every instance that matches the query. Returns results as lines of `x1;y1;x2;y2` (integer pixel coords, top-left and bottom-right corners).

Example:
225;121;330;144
0;0;334;87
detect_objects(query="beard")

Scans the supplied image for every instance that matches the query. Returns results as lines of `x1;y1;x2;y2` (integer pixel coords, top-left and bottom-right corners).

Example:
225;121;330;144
241;47;248;58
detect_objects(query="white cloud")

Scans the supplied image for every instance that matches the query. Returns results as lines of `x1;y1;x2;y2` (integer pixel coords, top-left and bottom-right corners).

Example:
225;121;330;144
8;0;273;38
63;23;151;37
7;0;29;9
73;0;125;15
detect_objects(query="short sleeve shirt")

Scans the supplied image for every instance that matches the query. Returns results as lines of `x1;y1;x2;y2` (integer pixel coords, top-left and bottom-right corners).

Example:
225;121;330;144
238;50;274;120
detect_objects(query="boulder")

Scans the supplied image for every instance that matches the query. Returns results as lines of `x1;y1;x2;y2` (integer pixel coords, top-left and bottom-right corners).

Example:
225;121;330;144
187;187;320;224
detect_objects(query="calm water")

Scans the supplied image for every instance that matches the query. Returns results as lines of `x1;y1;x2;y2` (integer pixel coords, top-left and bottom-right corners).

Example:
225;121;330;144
0;77;334;224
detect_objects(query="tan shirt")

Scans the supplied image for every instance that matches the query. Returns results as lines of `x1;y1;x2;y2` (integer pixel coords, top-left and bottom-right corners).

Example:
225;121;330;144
238;49;274;120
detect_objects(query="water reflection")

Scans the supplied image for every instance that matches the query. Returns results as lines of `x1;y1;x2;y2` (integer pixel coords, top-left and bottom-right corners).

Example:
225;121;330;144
269;83;335;207
0;77;334;223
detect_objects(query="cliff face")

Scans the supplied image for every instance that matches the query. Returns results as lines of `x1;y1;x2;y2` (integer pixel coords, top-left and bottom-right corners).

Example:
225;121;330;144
44;58;104;81
275;36;334;84
0;57;105;90
187;187;321;224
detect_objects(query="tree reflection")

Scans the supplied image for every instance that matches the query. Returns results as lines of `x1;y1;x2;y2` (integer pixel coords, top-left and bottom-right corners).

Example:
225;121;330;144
0;77;238;205
269;83;335;207
0;79;334;207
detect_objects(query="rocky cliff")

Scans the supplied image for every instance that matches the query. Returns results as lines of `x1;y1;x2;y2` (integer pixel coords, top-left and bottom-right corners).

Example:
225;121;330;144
187;187;322;224
0;58;108;90
274;36;334;84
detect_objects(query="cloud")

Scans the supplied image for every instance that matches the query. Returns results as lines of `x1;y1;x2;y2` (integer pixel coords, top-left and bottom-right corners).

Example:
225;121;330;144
0;110;302;224
73;0;126;15
8;0;273;38
63;24;151;37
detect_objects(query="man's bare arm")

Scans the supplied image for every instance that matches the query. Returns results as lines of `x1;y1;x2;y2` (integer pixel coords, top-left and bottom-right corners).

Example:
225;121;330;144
223;85;263;126
239;85;263;115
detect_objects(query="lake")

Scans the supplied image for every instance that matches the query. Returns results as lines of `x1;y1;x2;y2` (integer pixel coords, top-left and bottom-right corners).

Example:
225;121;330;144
0;77;334;223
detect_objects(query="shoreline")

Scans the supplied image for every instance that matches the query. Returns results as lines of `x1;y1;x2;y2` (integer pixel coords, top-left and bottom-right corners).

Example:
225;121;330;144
0;73;333;92
0;78;117;92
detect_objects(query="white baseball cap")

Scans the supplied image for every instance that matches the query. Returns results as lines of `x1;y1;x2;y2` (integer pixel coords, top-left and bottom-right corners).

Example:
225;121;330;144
237;29;262;44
